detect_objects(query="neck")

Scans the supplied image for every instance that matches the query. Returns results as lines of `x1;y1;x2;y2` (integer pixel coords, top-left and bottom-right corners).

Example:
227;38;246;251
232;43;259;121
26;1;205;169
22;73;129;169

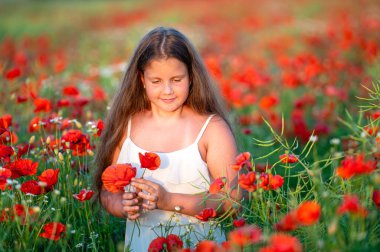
149;106;188;122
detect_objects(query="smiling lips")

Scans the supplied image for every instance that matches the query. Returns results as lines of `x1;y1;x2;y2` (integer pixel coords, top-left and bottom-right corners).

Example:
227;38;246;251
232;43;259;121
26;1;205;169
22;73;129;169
161;98;176;103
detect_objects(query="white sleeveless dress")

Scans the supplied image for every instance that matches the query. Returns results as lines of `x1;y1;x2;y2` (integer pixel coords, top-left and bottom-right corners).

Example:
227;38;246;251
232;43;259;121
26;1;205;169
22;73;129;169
116;115;225;252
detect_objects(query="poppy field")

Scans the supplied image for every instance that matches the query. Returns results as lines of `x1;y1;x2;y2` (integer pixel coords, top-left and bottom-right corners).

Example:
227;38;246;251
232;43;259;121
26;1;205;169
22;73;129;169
1;0;380;251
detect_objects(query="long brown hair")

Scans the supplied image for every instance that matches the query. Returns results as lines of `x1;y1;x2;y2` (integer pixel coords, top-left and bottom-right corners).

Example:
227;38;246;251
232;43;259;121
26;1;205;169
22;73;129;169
94;26;231;200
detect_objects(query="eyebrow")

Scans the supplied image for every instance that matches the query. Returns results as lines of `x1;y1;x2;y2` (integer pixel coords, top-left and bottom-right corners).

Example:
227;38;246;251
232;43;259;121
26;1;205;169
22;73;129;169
148;74;186;79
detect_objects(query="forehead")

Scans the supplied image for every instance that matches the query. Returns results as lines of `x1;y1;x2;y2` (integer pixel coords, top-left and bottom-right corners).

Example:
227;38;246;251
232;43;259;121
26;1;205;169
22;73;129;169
144;57;188;76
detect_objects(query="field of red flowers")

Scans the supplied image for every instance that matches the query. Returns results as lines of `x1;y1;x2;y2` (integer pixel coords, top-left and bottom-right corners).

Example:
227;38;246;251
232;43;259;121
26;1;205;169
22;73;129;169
1;0;380;251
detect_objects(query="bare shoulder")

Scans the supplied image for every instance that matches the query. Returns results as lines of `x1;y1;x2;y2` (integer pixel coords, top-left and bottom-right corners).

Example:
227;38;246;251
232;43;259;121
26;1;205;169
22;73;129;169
204;115;235;139
203;114;237;156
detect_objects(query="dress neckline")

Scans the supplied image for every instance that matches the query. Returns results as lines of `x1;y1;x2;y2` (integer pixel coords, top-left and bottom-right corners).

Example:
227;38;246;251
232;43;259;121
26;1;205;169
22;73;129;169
126;137;197;155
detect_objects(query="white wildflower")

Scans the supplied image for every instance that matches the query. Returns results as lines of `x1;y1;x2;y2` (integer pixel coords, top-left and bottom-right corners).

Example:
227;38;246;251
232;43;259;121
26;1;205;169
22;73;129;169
309;135;318;142
330;138;340;145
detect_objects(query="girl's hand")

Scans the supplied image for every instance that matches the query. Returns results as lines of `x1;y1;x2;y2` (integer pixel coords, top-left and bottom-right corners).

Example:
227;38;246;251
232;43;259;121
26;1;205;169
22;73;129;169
121;191;142;220
131;178;168;211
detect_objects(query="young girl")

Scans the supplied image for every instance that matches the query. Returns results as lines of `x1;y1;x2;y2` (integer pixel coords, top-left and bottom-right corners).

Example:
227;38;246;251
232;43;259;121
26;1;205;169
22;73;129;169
94;27;239;251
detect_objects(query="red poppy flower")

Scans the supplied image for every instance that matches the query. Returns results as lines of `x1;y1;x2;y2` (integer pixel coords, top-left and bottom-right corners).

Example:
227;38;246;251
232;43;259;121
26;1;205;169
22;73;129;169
73;189;94;202
259;94;278;110
238;171;257;192
14;204;26;217
139;152;161;170
259;173;270;190
337;194;368;217
229;225;262;247
260;233;302;252
371;111;380;120
0;114;12;129
296;201;321;226
221;241;231;250
0;168;12;190
209;177;226;194
5;159;38;179
166;234;183;251
56;99;70;108
16;143;33;158
59;118;72;131
0;144;14;163
148;237;167;252
231;152;252;171
279;154;299;164
5;67;22;81
270;174;284;190
281;71;301;88
0;209;10;222
233;218;246;227
37;169;60;190
61;129;91;156
230;164;243;171
33;97;52;113
54;58;66;74
20;180;42;195
39;222;66;241
148;234;183;252
194;240;219;252
62;85;80;96
95;119;104;137
275;211;299;232
61;129;84;145
93;86;107;101
101;163;136;193
73;96;90;107
0;130;18;145
373;190;380;209
336;154;376;179
236;152;251;165
28;116;41;132
195;208;217;221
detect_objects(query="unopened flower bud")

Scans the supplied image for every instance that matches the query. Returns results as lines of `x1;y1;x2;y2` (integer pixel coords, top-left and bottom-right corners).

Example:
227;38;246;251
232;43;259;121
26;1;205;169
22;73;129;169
74;120;82;129
38;181;47;188
373;173;380;185
328;219;337;235
29;135;35;144
58;152;64;161
87;149;94;156
32;206;41;213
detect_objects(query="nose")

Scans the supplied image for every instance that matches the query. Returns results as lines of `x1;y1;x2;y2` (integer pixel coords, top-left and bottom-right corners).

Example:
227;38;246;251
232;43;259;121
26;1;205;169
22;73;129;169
163;82;173;94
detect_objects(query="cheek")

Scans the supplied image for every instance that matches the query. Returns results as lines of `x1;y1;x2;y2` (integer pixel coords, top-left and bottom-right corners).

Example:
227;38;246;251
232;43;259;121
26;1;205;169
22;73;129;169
144;85;161;98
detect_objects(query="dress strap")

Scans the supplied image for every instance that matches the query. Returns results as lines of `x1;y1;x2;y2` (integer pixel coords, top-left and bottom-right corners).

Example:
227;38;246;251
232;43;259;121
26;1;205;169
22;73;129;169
127;117;132;138
195;114;215;144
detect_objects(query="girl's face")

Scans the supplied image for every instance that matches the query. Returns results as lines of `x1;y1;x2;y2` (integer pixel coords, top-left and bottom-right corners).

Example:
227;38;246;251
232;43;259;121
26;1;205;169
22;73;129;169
141;57;190;114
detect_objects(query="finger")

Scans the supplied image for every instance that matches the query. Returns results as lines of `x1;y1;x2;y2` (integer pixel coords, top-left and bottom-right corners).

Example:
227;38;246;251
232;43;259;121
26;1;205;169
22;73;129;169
123;205;140;213
122;199;139;206
131;182;156;195
122;192;138;200
127;212;140;220
138;191;158;202
142;201;156;210
132;178;159;189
